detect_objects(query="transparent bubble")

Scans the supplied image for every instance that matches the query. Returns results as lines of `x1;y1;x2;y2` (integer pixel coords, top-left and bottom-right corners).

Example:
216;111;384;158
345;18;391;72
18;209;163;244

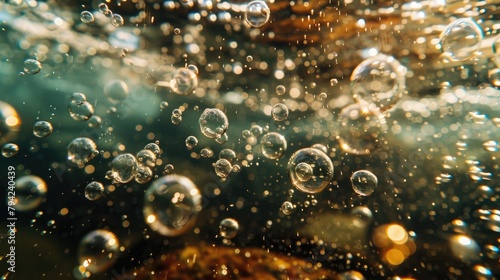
10;175;47;211
260;132;287;159
244;0;270;28
172;109;182;117
110;153;138;183
69;93;94;121
330;78;339;86
2;143;19;158
80;11;94;24
338;103;387;155
319;92;328;100
110;14;124;27
174;28;181;35
160;101;169;109
250;125;264;138
271;103;289;122
67;137;98;166
185;135;198;150
200;147;213;158
294;162;313;182
242;129;252;139
134;165;153;184
78;230;120;273
171;114;182;125
350;54;406;111
187;64;199;75
98;3;109;14
164;164;175;174
84;181;104;201
0;101;21;145
287;148;334;194
219;148;236;162
311;143;328;154
351;206;374;221
136;149;156;168
23;59;42;75
276;85;286;95
281;201;294;215
143;174;202;236
144;143;161;156
231;164;241;173
104;80;129;103
439;18;483;61
350;170;378;196
219;218;239;239
449;234;481;263
483;140;499;152
488;68;500;87
33;121;53;138
199;108;228;139
214;159;232;179
88;116;102;128
170;67;198;95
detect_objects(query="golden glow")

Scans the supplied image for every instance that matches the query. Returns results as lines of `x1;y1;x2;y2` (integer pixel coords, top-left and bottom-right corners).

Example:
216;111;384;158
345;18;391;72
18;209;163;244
387;224;408;244
147;214;156;223
386;248;405;265
6;116;19;127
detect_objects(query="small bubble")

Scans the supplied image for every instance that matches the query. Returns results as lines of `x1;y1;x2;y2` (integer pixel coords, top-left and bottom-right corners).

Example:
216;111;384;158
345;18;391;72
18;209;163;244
134;166;153;184
104;80;129;103
164;164;175;174
160;101;169;109
287;148;333;194
281;201;294;215
319;92;328;100
23;59;42;75
136;149;156;168
185;136;198;150
109;153;138;183
33;121;53;138
330;78;338;86
219;148;236;162
98;3;109;14
169;67;198;95
260;132;287;159
271;103;289;122
199;108;228;139
246;55;254;62
174;28;181;35
276;85;286;95
171;115;183;125
200;147;214;158
244;0;270;28
350;170;378;196
2;143;19;158
214;159;232;179
69;93;94;121
144;143;161;156
85;181;104;201
110;14;124;27
67;137;98;166
219;218;239;239
88;116;102;128
80;11;94;24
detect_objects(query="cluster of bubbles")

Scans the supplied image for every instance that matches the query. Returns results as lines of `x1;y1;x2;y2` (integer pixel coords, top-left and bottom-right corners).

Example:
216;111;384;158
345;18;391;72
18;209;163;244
80;3;124;27
68;92;94;121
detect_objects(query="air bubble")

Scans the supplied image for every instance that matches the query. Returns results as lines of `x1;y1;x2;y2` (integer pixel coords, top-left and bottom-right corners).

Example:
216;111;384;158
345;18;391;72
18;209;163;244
143;175;202;236
214;159;232;179
244;0;270;28
170;67;198;95
110;153;139;183
2;143;19;158
199;108;228;139
10;175;47;211
276;85;286;95
260;132;287;159
185;136;198;150
68;93;94;121
350;54;406;111
23;59;42;75
67;137;98;166
110;14;124;27
80;11;94;24
439;18;483;61
219;218;239;239
33;121;53;138
287;148;334;194
350;170;378;196
85;181;104;201
78;230;120;273
104;80;129;103
281;201;294;215
271;103;289;122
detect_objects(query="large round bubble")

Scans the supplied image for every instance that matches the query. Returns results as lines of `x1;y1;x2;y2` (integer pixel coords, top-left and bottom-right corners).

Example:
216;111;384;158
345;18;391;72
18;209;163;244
143;174;202;236
260;132;287;159
337;103;387;155
439;18;483;61
287;148;334;194
67;137;98;166
350;54;406;111
110;153;139;183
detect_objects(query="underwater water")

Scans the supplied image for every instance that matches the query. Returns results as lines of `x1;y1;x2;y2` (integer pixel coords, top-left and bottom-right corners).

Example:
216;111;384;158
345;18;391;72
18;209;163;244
1;0;500;279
